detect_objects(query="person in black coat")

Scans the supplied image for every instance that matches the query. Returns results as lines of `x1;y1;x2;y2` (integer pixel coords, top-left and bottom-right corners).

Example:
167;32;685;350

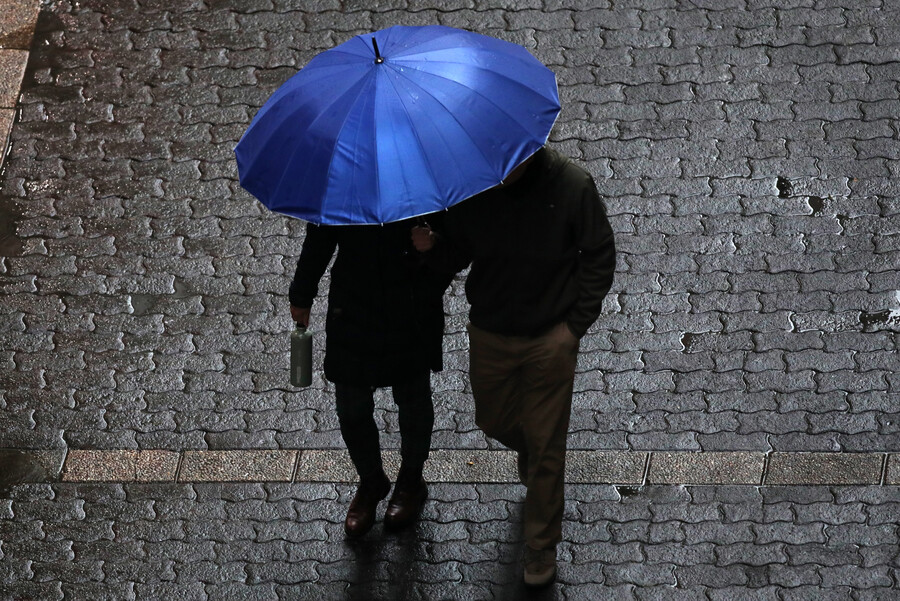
289;216;452;538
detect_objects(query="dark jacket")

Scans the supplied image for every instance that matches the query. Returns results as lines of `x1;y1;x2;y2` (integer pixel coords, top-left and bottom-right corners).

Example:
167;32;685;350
289;217;453;387
428;147;616;338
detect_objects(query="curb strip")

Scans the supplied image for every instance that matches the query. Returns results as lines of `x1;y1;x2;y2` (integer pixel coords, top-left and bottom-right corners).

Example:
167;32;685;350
1;449;895;486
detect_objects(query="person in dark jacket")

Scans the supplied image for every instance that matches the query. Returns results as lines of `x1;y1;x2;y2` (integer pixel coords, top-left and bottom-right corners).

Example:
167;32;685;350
290;217;452;538
412;146;616;587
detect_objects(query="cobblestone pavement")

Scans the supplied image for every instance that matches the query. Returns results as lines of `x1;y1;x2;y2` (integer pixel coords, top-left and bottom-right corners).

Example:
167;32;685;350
1;0;899;599
2;482;899;601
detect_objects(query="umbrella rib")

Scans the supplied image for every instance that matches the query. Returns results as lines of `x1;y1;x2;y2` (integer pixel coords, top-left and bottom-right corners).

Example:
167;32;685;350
250;63;368;134
380;71;444;218
398;58;559;108
270;70;377;223
389;67;539;183
401;67;556;151
375;27;460;59
319;72;379;224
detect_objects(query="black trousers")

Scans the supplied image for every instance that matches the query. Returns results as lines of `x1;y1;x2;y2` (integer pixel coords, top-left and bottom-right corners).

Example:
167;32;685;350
334;371;434;481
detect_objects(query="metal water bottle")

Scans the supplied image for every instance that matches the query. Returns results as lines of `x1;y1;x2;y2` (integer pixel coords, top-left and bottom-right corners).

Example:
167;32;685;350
290;324;313;387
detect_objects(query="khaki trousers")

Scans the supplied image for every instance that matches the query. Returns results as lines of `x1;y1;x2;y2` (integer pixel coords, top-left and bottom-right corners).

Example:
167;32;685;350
467;322;579;551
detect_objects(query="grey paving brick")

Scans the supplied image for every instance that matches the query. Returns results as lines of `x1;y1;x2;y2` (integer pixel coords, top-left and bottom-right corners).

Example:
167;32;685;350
818;565;894;589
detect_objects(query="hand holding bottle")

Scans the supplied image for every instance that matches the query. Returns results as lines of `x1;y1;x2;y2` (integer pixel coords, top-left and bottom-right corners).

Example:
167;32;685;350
290;305;310;326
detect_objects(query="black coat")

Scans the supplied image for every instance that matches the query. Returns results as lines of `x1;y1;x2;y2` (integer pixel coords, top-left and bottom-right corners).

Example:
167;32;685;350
289;217;453;387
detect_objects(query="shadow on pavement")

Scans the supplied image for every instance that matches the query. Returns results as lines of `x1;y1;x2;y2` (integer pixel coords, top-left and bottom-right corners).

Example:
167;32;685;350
0;449;62;497
345;526;422;601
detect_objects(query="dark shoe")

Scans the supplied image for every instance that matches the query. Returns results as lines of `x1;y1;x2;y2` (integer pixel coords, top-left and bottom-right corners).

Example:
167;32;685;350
523;545;557;588
517;451;528;485
344;475;390;538
384;475;428;531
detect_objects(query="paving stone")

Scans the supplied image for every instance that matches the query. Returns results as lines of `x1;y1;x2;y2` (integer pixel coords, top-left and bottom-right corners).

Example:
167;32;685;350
566;451;646;484
0;105;12;146
886;454;900;485
648;452;765;485
62;450;179;482
766;453;885;485
0;49;28;107
296;449;393;483
179;450;297;482
0;0;39;50
423;449;517;483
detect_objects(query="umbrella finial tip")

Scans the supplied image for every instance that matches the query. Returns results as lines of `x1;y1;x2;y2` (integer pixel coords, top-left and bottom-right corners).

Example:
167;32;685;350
372;37;384;63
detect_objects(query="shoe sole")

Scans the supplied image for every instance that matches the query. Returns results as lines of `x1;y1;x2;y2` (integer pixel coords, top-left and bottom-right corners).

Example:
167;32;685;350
523;566;557;588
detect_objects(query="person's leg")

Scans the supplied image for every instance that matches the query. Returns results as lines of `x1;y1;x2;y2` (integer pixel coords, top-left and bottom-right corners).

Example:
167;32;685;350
334;383;385;480
334;382;390;537
391;371;434;470
519;323;579;586
466;323;527;454
384;371;433;530
519;323;578;549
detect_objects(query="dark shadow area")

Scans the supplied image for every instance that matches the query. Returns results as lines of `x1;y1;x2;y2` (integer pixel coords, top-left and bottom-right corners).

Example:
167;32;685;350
381;527;422;601
0;200;23;256
345;534;384;600
0;449;64;497
0;8;68;258
342;524;425;601
462;499;564;601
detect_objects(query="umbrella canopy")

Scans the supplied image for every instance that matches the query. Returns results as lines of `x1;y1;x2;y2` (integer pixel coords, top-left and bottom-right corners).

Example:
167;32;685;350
235;25;560;225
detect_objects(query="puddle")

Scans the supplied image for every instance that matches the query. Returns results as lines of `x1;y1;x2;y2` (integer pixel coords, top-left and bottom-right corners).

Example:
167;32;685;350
807;196;826;216
680;332;699;353
776;177;793;198
860;309;900;332
615;485;642;499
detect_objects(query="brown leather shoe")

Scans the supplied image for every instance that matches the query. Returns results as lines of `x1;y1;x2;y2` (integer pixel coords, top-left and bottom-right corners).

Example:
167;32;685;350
344;476;390;538
383;476;428;531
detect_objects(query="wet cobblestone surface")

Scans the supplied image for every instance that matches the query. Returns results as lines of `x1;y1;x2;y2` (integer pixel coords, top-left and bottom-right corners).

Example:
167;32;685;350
1;0;899;454
2;483;900;600
1;0;899;598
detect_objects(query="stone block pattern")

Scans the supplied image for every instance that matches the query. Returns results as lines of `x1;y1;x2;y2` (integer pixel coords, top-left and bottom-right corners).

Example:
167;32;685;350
0;482;899;600
0;0;899;456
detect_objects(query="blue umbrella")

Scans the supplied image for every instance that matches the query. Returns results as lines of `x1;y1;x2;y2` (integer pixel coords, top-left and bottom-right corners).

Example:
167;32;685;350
235;25;560;225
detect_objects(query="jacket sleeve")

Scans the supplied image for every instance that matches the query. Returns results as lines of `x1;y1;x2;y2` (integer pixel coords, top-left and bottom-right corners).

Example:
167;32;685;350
288;223;338;308
566;178;616;338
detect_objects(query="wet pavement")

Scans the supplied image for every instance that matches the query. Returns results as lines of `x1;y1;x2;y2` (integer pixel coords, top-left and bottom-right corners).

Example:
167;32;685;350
1;0;899;599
